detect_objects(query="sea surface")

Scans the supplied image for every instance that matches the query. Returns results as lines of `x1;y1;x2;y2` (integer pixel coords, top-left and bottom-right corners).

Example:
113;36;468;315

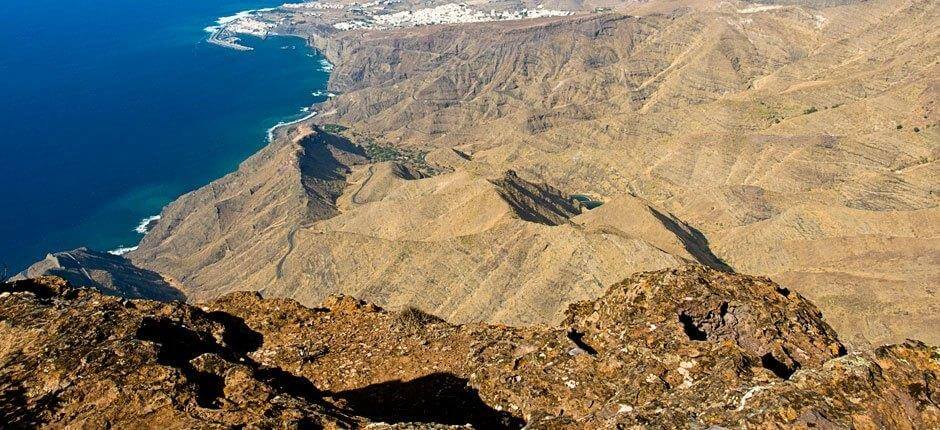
0;0;331;274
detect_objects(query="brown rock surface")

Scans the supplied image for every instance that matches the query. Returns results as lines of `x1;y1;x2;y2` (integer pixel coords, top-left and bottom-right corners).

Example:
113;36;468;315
0;277;360;429
3;267;938;428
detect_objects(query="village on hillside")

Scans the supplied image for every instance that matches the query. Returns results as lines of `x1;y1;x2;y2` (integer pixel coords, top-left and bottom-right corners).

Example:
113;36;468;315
208;0;576;49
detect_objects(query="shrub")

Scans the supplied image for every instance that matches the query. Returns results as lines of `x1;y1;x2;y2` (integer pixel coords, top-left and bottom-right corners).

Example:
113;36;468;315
322;123;348;133
393;306;444;332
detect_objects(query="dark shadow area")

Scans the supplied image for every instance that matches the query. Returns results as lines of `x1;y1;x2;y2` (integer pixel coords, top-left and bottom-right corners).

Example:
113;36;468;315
205;311;263;354
187;370;225;408
678;312;709;341
0;278;71;299
298;129;367;183
0;373;58;429
135;312;327;409
492;171;580;226
334;373;525;429
761;353;798;380
255;366;322;402
648;209;734;273
136;317;226;408
296;129;369;219
567;329;598;355
136;317;219;365
19;248;187;302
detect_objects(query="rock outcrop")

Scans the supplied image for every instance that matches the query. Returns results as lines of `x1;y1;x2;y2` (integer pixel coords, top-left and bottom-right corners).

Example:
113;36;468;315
2;267;937;428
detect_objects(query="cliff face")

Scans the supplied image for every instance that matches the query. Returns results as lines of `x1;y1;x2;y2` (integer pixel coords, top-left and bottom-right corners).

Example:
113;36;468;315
2;267;938;429
128;128;369;300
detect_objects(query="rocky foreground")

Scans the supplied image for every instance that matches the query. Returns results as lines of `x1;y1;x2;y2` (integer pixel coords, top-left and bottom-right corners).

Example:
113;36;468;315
1;265;937;428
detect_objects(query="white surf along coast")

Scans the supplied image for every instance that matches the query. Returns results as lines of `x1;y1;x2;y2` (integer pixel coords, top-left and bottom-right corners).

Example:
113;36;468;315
266;110;319;142
263;57;334;142
110;6;334;257
134;215;162;234
109;214;162;255
108;246;138;256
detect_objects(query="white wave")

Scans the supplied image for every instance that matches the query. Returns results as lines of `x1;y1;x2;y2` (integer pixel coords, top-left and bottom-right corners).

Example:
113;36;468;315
109;246;139;256
266;111;318;142
319;58;334;72
311;90;337;98
134;215;161;234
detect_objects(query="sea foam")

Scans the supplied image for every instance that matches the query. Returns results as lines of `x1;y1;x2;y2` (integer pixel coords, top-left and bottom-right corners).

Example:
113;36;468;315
134;215;161;234
266;110;318;142
109;246;139;256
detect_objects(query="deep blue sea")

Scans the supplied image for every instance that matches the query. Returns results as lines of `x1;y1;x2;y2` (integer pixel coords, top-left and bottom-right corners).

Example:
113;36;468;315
0;0;330;274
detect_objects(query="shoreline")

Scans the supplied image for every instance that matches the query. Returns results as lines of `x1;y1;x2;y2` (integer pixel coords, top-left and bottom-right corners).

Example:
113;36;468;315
118;12;331;255
266;110;318;142
109;245;139;256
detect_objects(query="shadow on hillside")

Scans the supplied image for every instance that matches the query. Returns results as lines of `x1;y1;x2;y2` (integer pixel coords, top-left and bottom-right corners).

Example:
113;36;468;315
334;372;525;429
1;368;59;428
649;209;734;272
45;249;186;302
296;127;370;219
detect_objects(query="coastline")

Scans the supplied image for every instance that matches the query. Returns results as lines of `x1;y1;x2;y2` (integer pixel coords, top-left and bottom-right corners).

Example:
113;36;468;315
266;110;318;142
112;10;332;257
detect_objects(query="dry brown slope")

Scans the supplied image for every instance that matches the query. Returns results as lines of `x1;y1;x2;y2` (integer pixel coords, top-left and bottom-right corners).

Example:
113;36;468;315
129;128;369;298
133;144;713;325
285;0;939;344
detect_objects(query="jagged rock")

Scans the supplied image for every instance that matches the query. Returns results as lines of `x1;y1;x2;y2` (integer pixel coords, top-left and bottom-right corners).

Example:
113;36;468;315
0;277;359;429
3;267;937;428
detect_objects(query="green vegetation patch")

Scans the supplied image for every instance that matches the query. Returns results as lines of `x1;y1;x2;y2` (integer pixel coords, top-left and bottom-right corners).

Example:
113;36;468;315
364;140;442;176
322;123;349;133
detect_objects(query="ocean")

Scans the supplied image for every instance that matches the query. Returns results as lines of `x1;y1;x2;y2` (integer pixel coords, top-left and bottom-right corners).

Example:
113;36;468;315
0;0;331;274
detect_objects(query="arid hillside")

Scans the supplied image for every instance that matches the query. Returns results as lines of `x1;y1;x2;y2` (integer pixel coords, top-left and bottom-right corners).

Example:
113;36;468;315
129;127;710;326
125;0;937;345
2;267;938;428
235;0;935;345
